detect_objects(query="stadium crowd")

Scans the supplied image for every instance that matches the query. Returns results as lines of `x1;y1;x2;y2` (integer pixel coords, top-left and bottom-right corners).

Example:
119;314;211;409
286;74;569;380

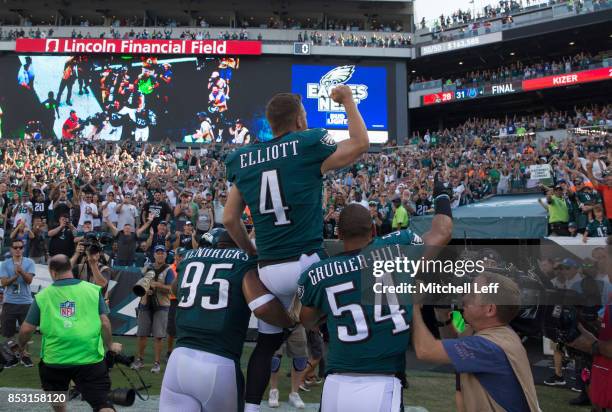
0;105;607;262
0;26;411;48
421;0;580;32
411;51;603;89
0;101;609;411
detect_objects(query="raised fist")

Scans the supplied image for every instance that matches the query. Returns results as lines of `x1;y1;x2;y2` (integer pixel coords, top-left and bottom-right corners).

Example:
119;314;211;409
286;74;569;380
330;85;354;105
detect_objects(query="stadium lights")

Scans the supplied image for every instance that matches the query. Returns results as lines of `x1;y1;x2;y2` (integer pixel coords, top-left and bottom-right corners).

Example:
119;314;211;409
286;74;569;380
459;61;463;65
569;41;575;45
411;69;416;73
510;52;515;56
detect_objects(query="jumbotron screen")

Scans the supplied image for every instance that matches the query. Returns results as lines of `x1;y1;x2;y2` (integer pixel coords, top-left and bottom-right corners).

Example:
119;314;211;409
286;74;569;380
0;54;392;144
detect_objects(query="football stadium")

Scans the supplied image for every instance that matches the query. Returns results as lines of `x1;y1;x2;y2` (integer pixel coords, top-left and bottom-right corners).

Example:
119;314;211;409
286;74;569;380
0;0;610;411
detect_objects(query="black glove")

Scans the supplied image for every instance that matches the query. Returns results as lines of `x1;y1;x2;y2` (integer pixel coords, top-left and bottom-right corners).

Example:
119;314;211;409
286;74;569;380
432;173;452;218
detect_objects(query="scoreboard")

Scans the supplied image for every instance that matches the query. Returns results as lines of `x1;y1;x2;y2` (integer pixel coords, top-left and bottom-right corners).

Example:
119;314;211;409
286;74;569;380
421;67;611;106
422;87;484;106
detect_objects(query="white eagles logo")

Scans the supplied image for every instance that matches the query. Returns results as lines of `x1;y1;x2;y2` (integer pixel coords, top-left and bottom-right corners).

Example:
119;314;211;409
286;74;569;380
320;132;336;147
319;65;355;89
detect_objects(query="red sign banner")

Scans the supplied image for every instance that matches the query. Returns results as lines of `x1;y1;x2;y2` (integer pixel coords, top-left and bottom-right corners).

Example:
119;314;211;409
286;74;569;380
522;67;611;91
15;38;262;55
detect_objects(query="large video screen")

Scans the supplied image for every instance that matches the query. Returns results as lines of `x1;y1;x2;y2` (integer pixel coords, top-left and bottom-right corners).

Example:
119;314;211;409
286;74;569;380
292;65;388;143
0;54;392;144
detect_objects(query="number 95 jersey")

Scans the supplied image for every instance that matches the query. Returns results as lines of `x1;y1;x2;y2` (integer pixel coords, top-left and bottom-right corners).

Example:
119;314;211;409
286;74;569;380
175;248;257;362
225;128;336;260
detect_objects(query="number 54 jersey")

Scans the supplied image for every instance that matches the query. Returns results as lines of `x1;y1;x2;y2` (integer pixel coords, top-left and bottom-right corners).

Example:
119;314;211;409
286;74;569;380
297;230;423;375
225;128;337;260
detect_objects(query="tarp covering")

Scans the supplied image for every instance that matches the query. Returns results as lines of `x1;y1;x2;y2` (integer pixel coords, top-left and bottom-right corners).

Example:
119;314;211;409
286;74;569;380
411;194;548;239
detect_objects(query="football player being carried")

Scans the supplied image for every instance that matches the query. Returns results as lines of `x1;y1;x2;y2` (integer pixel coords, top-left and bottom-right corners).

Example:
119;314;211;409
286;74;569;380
298;186;453;412
223;84;370;412
160;229;296;411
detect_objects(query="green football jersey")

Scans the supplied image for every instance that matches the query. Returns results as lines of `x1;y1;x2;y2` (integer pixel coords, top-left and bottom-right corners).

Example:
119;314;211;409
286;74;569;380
298;229;423;375
586;219;610;237
225;128;337;260
175;247;256;361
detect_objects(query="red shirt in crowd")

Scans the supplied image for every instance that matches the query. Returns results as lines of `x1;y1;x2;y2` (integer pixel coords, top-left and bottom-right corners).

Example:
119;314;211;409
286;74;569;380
595;183;612;219
62;114;79;140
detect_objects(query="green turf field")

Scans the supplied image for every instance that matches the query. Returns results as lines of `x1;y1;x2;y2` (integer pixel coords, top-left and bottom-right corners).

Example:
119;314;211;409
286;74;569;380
1;334;591;411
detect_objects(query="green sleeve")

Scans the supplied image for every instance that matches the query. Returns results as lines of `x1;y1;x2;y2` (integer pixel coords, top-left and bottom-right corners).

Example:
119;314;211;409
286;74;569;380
25;299;41;326
297;271;318;308
224;150;238;183
307;128;337;164
99;292;110;315
374;229;423;246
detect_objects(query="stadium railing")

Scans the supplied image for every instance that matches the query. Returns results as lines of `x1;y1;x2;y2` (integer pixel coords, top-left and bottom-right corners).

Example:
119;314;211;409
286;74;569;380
414;0;611;46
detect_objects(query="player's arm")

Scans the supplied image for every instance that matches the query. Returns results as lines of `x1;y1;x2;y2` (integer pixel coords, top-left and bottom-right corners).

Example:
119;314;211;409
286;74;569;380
422;173;453;249
104;217;119;236
223;186;257;256
412;304;451;364
242;269;295;328
321;85;370;174
300;305;326;330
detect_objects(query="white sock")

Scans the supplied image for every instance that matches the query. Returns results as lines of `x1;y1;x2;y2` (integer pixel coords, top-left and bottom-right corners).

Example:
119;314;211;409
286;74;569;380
244;403;260;412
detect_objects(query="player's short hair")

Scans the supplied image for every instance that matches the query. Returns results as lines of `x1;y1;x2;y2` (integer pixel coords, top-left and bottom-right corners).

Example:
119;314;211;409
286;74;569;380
478;272;520;324
265;93;302;135
338;204;372;240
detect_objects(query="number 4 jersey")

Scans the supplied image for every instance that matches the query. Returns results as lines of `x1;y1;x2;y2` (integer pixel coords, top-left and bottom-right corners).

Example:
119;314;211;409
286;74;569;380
175;247;256;362
225;128;337;260
297;230;423;375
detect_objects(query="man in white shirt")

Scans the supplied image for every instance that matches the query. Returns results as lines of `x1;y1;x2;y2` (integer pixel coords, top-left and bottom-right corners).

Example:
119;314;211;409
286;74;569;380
12;193;33;229
123;180;138;197
77;192;99;230
230;119;250;145
212;192;226;228
101;192;119;228
451;178;465;209
184;113;213;143
116;194;138;229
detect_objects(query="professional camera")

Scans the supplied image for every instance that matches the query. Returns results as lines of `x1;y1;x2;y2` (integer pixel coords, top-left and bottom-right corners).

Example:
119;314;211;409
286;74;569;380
132;270;155;297
81;232;101;249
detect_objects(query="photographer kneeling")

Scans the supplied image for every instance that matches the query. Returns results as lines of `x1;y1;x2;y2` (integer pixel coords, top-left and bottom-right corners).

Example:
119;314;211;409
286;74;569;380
131;245;174;374
413;272;540;412
567;306;612;409
17;255;123;412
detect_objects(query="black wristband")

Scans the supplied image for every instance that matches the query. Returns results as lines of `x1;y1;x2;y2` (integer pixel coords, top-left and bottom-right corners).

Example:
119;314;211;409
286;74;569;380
434;194;452;218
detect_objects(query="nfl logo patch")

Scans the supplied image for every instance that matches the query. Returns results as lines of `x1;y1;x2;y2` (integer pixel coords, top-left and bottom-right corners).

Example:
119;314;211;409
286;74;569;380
60;301;76;318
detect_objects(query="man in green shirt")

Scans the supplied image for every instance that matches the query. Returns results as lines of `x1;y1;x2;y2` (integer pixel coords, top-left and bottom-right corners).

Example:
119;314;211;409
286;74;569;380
538;186;569;235
391;194;409;230
18;255;123;412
